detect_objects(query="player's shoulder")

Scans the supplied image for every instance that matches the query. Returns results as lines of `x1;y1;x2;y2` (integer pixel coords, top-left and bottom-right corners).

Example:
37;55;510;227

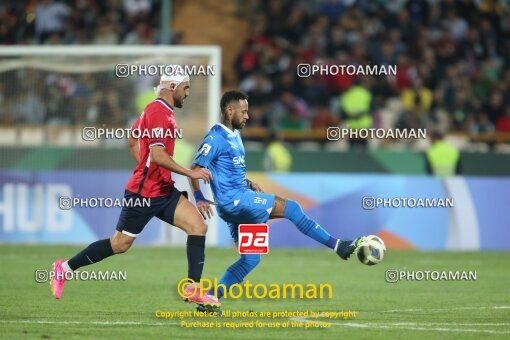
209;124;224;136
202;124;234;149
144;100;159;111
210;123;240;140
144;99;173;115
201;125;221;145
205;124;225;139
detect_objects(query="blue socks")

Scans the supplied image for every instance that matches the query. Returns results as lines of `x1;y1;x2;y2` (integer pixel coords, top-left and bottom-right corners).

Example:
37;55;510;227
284;199;338;249
214;200;338;299
215;254;261;298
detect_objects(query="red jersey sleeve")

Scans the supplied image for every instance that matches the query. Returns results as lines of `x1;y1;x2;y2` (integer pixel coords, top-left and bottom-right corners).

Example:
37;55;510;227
143;107;167;147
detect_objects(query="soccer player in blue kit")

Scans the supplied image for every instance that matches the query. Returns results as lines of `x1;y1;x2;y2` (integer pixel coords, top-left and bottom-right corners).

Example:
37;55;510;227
190;90;368;302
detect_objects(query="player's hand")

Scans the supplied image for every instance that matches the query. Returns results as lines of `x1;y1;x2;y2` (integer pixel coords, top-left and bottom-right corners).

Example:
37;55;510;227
197;200;215;220
251;182;264;193
190;167;213;184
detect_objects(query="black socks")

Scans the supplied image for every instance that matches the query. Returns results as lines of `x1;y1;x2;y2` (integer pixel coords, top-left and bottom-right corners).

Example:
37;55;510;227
67;238;115;271
186;235;206;282
66;235;205;282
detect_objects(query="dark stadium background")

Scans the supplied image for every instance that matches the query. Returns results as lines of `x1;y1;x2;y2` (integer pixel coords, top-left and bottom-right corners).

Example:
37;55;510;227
0;1;509;339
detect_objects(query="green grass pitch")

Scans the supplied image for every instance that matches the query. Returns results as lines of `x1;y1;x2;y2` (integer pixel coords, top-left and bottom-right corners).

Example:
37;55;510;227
1;245;509;339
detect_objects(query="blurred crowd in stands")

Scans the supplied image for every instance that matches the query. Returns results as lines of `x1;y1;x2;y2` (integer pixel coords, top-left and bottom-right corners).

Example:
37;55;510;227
237;0;510;135
0;70;135;125
0;0;163;45
1;0;510;137
0;0;162;125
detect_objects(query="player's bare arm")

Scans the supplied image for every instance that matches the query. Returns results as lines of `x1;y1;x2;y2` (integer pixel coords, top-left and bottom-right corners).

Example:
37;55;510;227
189;163;215;219
151;145;212;184
246;178;264;193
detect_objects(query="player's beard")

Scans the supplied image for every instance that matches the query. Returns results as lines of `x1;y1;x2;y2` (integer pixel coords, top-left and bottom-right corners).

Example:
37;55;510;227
232;117;246;130
173;94;184;108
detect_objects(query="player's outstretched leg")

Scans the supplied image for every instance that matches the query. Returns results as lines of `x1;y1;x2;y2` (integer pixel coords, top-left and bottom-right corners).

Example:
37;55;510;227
213;254;261;299
172;195;220;308
51;232;133;299
271;197;366;260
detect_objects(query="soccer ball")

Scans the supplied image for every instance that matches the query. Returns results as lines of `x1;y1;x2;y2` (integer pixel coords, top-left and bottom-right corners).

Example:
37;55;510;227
356;235;386;265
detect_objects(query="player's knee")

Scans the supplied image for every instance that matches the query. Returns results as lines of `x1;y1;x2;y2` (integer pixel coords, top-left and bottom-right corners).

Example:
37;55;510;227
241;254;261;270
185;218;207;236
284;199;303;220
111;237;133;254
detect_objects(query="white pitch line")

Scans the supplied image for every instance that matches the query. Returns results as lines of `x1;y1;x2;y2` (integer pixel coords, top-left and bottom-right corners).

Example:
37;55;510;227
290;307;510;335
380;322;510;327
379;308;424;313
290;318;510;335
0;320;180;327
379;306;510;313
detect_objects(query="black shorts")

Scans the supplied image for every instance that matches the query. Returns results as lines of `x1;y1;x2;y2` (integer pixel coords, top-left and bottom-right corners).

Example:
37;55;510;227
115;187;184;237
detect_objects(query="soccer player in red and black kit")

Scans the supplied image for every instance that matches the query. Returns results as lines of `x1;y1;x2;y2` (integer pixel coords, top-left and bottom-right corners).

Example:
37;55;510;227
51;72;220;307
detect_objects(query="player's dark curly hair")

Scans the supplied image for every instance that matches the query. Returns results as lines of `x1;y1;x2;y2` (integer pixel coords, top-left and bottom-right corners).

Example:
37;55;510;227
220;90;248;114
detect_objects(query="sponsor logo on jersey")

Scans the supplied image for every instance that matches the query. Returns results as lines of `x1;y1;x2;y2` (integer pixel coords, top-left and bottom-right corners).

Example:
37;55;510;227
233;155;245;165
199;143;211;156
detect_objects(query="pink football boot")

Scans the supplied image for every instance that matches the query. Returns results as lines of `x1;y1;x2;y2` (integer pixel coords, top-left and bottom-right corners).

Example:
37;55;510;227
50;259;68;299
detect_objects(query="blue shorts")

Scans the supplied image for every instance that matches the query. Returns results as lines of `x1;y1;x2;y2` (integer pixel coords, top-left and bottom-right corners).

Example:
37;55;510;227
115;188;183;237
217;190;275;243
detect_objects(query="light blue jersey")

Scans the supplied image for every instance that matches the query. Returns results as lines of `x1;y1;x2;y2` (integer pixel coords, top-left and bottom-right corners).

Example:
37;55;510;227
193;123;247;205
192;123;275;240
